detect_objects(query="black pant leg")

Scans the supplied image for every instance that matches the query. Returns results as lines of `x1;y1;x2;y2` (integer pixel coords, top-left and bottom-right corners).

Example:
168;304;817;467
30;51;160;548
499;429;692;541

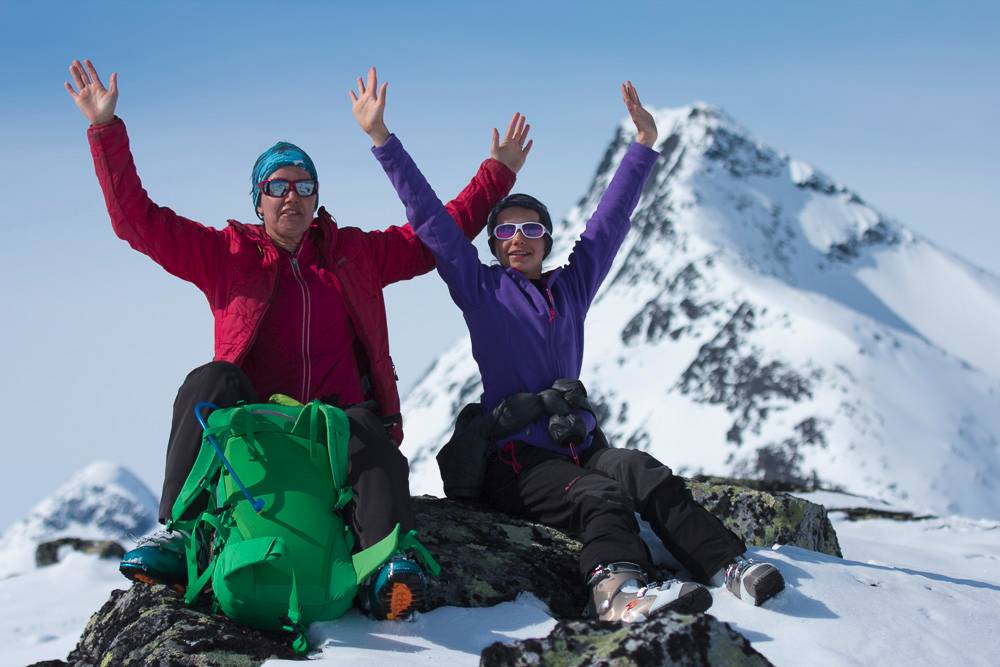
344;406;416;550
159;361;259;523
483;444;652;579
586;446;746;584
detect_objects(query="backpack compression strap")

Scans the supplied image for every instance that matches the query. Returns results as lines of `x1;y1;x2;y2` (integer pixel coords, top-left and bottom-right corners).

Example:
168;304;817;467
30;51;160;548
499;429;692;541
316;402;353;510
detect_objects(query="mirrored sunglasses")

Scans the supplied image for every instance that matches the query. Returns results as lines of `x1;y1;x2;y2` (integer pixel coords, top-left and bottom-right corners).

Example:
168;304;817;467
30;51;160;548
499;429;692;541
492;221;549;240
259;178;317;198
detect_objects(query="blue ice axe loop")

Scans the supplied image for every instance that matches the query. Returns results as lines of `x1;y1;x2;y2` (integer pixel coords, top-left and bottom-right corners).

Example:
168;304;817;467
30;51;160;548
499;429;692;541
194;402;265;513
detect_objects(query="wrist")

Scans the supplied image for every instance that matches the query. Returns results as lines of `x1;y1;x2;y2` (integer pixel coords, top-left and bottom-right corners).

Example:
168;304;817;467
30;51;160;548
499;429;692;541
89;116;117;128
497;158;521;174
368;124;390;147
637;133;656;148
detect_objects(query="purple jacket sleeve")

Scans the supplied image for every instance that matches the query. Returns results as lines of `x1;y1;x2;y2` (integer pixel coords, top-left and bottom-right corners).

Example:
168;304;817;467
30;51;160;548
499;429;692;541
372;135;492;310
562;142;658;305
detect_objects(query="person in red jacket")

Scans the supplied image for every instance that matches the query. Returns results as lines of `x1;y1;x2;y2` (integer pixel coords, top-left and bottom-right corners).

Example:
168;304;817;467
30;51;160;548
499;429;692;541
65;59;531;621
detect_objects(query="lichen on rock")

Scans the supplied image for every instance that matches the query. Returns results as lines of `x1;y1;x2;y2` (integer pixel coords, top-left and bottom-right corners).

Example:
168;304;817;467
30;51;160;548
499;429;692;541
480;610;774;667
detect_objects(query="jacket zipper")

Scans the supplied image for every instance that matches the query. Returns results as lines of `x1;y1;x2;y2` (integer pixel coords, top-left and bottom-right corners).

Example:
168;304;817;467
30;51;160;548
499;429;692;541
545;287;557;323
289;253;312;402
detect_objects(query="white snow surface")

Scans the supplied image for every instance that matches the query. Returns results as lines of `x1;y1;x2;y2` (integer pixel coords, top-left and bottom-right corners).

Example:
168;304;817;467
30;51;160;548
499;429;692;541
0;551;125;667
3;492;999;666
403;103;1000;520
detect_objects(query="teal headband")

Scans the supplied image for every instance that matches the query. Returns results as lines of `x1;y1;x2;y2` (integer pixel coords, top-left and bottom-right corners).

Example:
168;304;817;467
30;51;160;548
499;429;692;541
250;142;318;219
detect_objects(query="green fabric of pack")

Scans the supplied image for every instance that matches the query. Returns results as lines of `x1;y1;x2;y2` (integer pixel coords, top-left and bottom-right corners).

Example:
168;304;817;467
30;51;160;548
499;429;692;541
167;399;440;654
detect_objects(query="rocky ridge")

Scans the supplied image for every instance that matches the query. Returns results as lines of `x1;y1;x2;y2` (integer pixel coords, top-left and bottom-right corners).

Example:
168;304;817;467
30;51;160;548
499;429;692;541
34;483;837;666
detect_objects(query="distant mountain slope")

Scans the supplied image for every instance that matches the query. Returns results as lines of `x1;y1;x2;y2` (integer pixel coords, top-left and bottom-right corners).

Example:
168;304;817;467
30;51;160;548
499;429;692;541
403;104;1000;519
0;462;157;577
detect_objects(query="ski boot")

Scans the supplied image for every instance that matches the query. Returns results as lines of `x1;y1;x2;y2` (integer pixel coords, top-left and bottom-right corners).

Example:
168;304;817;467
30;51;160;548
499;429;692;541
720;555;785;606
119;528;189;592
586;561;712;622
361;552;428;621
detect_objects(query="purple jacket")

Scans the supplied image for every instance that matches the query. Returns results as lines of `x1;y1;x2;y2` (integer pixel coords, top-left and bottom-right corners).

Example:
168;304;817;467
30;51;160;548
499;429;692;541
374;135;658;455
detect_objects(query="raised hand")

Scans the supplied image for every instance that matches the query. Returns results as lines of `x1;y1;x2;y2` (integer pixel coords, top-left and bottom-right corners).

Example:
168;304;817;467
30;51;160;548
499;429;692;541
491;112;533;175
65;60;118;126
349;66;390;147
621;81;657;148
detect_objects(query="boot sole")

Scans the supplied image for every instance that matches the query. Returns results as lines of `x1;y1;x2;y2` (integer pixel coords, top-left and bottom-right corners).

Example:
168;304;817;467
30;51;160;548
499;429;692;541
120;565;186;594
662;585;713;615
379;573;425;621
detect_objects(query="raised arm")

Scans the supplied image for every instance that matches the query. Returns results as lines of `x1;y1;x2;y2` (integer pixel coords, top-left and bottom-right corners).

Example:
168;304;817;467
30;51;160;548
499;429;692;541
350;68;525;308
443;111;533;241
562;81;659;306
66;59;224;293
348;68;530;290
360;150;515;288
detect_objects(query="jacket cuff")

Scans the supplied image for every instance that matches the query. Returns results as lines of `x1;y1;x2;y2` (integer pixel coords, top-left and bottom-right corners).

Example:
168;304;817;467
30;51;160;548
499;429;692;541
627;140;660;163
371;133;402;160
481;158;517;190
86;116;125;139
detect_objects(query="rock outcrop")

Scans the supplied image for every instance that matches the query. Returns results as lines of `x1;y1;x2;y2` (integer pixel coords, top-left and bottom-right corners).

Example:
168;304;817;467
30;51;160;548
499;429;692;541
480;611;774;667
38;485;838;666
33;584;297;667
688;478;842;558
35;538;125;568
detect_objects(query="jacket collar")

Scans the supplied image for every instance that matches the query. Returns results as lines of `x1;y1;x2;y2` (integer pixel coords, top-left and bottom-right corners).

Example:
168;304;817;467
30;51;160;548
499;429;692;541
226;206;341;265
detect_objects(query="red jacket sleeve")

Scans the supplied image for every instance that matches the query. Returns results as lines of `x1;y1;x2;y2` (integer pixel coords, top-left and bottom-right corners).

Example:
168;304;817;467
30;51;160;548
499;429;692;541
88;118;226;295
364;151;516;288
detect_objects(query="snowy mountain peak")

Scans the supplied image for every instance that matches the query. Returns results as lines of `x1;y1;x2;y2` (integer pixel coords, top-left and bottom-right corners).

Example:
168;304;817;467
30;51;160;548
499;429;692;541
404;102;1000;520
0;462;157;577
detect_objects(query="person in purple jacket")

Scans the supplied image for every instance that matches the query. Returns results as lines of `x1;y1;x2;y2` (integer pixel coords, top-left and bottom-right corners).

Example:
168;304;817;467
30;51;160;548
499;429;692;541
351;69;786;620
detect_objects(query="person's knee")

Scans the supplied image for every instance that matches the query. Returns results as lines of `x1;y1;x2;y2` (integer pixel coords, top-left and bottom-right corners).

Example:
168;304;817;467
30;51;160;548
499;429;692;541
199;360;248;383
175;361;258;410
570;475;638;525
347;407;408;470
179;360;247;390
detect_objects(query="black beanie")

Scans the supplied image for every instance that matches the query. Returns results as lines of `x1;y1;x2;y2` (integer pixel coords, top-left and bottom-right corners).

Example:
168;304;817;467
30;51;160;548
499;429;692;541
486;193;554;259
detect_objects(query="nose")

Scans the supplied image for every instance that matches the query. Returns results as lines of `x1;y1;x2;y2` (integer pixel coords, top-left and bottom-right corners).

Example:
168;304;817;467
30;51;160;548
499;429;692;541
284;187;301;201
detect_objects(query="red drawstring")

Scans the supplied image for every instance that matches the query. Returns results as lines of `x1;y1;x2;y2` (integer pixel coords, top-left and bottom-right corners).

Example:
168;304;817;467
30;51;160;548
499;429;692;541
500;441;522;475
569;442;580;466
546;288;557;323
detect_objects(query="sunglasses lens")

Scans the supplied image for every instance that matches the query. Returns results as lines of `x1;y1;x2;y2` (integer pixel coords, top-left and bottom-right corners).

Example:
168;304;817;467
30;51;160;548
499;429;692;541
521;222;546;238
263;179;290;197
294;180;317;196
494;223;517;240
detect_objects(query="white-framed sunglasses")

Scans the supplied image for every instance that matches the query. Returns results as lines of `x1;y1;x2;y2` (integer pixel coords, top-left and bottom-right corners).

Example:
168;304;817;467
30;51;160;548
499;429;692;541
491;221;550;240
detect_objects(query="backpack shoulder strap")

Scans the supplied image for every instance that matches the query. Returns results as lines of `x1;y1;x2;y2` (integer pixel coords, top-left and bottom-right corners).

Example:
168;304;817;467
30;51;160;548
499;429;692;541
169;426;227;525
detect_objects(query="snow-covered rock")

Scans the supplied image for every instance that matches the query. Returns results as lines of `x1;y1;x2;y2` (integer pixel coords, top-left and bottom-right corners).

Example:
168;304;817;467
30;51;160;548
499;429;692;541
403;103;1000;520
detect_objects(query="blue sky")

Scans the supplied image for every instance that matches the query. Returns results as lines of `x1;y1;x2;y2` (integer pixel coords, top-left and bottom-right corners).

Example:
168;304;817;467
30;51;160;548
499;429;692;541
1;1;998;532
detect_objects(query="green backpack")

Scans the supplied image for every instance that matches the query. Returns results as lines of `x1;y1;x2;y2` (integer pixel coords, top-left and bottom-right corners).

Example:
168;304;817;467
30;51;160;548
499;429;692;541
167;399;440;654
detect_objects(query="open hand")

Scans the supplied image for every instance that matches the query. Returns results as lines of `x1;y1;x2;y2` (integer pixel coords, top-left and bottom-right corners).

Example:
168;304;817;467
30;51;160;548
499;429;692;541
622;81;657;148
65;60;118;125
491;112;533;174
349;66;390;147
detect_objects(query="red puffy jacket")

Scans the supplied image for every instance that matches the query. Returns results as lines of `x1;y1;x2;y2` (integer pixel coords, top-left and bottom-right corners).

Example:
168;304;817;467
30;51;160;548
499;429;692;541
88;119;515;444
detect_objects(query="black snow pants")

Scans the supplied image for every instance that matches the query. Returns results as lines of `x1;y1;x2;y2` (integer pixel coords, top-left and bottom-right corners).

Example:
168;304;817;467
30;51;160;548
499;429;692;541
158;361;415;549
482;434;746;583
